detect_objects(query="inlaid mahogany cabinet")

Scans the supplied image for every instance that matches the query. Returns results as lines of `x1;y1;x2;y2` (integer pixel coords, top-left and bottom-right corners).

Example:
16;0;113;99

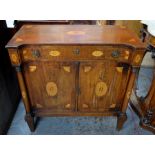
6;25;146;132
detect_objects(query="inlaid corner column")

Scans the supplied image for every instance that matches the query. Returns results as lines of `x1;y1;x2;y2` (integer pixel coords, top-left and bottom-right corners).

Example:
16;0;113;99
15;66;35;132
117;67;138;130
8;48;35;131
15;66;35;131
15;66;31;113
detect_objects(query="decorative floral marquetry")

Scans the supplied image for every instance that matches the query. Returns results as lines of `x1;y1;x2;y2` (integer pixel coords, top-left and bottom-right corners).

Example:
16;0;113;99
9;52;20;65
84;66;92;73
92;51;104;57
126;91;131;99
15;38;23;42
49;51;60;57
116;67;123;73
29;66;37;72
63;66;71;72
67;31;85;35
46;82;58;97
95;81;108;97
36;104;43;108
10;53;18;63
129;38;136;42
110;104;116;108
124;50;130;60
65;104;71;109
134;54;141;63
23;50;28;60
21;91;26;99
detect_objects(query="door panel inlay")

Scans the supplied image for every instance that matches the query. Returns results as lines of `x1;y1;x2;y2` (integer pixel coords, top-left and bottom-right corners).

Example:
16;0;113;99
46;82;58;97
134;54;141;63
82;104;89;108
63;66;71;72
95;81;108;97
116;67;123;73
124;50;130;60
65;104;71;109
29;66;37;72
84;66;92;73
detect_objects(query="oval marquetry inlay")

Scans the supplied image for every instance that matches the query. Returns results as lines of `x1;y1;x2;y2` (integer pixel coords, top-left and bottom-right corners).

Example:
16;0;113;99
134;54;141;63
95;81;108;97
63;66;71;72
46;82;58;97
49;51;60;57
92;51;104;57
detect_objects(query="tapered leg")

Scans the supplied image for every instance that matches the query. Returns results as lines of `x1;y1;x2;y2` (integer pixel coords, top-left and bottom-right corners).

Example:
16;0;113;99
117;67;137;130
117;112;127;131
25;113;35;132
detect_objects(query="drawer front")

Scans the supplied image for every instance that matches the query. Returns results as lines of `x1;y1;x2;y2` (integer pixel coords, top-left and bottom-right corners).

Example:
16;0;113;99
21;45;132;62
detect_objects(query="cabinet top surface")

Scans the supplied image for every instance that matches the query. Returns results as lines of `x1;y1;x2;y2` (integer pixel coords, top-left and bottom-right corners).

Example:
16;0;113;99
6;25;146;49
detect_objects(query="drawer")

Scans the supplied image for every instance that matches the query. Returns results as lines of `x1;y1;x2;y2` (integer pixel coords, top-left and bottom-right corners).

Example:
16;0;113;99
21;45;132;62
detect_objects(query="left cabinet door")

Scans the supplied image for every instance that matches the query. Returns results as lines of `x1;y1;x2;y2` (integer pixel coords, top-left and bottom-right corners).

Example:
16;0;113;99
23;61;77;113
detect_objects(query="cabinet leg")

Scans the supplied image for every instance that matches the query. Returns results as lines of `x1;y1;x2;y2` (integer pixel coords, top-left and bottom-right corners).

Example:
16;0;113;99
117;112;127;131
25;113;35;132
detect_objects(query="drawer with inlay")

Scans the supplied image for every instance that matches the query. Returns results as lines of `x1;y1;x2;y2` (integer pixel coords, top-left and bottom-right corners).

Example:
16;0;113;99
21;45;132;62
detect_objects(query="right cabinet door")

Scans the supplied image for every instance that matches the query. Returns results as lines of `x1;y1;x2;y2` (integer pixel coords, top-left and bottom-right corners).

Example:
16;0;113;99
78;61;130;112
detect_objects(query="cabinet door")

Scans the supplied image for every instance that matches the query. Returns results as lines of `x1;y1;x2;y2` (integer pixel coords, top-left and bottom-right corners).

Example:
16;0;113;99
23;61;76;112
78;61;130;112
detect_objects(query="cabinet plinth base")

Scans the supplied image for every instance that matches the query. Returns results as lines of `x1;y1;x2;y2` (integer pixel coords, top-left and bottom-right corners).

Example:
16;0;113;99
116;112;127;131
25;113;35;132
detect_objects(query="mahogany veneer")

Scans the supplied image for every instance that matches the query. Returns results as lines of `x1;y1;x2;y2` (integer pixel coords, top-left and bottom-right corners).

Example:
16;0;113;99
6;25;146;131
